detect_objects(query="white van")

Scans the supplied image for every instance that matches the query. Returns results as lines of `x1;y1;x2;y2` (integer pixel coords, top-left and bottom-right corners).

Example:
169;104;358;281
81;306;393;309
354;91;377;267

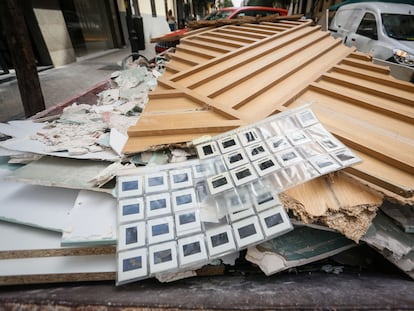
328;1;414;67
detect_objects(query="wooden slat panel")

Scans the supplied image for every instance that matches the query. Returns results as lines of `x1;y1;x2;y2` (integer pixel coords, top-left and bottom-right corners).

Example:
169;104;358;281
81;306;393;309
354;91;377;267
236;41;354;121
128;115;242;136
174;46;217;60
124;19;414;200
298;89;414;139
201;31;258;44
330;64;414;93
209;34;342;111
178;39;232;54
172;23;316;86
347;149;414;198
124;132;221;153
169;54;200;66
190;35;245;48
309;81;414;123
145;94;203;112
217;28;270;39
191;27;326;95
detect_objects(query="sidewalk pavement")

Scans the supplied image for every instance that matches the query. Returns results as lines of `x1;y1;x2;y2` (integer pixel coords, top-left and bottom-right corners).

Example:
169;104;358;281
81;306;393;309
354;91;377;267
0;45;156;123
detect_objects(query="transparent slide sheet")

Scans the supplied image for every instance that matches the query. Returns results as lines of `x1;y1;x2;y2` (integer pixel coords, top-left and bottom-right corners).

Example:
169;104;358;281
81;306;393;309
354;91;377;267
114;105;361;285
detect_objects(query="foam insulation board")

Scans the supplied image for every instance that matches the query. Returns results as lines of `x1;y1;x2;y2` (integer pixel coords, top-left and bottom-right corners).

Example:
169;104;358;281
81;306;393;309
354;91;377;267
0;221;116;285
246;225;356;275
362;211;414;279
281;172;382;242
62;190;117;246
0;168;78;232
3;156;114;193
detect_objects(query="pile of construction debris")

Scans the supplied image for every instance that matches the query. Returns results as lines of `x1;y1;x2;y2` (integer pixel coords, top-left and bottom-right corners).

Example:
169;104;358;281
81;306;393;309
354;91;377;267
0;18;413;286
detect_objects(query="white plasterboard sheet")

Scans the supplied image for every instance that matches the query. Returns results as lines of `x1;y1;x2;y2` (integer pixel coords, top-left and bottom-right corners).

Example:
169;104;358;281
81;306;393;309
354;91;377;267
0;146;26;157
0;168;78;232
62;190;117;246
0;221;116;277
0;120;45;138
0;255;116;276
0;220;61;251
3;156;114;193
0;136;120;161
110;128;128;156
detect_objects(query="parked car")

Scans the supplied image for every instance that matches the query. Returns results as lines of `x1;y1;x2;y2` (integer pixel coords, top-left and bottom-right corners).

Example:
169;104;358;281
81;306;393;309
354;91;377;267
202;6;288;20
155;6;288;53
328;1;414;67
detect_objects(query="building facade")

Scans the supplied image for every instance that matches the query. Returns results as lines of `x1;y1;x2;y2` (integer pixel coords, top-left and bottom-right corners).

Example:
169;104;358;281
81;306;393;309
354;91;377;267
1;0;332;69
0;0;177;68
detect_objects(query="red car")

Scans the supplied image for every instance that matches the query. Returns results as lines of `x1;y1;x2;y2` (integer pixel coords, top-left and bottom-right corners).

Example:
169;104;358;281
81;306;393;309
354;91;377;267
155;6;288;53
203;6;288;20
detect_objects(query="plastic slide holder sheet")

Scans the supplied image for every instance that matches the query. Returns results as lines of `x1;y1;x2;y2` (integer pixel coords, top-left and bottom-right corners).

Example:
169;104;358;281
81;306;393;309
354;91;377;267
114;104;361;285
115;159;292;285
195;104;361;193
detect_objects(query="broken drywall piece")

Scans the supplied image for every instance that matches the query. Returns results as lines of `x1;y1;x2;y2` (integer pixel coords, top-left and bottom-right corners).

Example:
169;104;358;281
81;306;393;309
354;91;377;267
130;151;170;166
106;114;140;135
0;146;26;157
89;162;135;187
170;148;193;163
281;173;382;242
155;268;198;283
7;153;42;164
0;120;44;138
246;225;355;275
362;210;414;279
1;100;145;162
1;135;119;161
380;201;414;233
112;66;157;102
0;220;116;285
98;89;120;105
61;190;117;246
110;128;128;156
0;168;78;232
4;156;114;193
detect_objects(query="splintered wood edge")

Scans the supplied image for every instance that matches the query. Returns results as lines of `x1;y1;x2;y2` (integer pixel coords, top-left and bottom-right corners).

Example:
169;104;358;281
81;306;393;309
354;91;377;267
0;273;116;286
343;170;414;205
0;246;116;260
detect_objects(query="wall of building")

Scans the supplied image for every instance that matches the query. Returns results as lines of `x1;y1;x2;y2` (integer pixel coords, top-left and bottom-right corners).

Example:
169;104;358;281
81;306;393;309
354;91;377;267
139;1;171;43
33;0;76;66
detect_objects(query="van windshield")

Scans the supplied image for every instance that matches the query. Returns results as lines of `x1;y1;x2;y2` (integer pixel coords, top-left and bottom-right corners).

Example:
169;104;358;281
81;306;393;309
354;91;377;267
382;14;414;41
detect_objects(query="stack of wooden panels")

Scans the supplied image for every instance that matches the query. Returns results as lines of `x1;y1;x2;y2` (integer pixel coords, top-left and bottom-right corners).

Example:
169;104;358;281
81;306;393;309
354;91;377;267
124;18;413;239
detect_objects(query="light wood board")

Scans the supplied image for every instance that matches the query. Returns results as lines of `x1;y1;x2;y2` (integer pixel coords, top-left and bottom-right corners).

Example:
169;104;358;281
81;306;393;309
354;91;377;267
124;19;414;202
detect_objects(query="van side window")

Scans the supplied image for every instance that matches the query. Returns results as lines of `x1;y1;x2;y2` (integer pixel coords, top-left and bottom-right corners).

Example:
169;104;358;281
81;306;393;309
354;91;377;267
356;13;378;40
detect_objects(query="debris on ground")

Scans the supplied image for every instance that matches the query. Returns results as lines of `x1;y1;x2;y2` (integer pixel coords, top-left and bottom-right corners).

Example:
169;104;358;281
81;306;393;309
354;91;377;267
0;18;413;286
